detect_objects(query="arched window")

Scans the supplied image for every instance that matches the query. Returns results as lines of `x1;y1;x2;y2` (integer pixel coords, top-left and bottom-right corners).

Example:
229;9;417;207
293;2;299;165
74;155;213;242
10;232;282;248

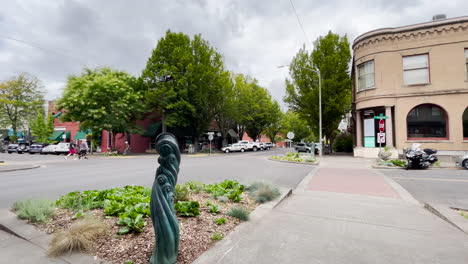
407;104;447;139
463;107;468;139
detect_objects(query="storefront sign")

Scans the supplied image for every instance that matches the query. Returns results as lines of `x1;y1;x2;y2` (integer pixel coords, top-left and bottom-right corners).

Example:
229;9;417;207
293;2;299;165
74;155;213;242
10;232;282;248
364;136;375;148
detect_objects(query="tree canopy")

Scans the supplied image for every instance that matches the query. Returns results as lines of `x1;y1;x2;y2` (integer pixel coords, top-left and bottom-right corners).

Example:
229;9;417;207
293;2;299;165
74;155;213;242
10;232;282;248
29;112;54;143
285;31;352;147
0;73;44;142
281;111;314;142
57;67;144;148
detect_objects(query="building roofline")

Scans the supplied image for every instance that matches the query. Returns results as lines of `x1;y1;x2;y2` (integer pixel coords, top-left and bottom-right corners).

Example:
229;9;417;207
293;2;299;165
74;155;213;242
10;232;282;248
352;16;468;49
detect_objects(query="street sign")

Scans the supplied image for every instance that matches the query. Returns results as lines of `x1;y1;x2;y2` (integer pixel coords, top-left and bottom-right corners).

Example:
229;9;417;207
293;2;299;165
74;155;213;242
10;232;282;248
208;134;214;141
379;119;385;132
287;132;295;140
373;113;388;120
377;133;386;143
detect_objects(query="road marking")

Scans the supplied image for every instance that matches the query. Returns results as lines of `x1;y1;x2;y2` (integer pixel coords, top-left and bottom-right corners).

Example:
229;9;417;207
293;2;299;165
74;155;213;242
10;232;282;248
393;177;468;182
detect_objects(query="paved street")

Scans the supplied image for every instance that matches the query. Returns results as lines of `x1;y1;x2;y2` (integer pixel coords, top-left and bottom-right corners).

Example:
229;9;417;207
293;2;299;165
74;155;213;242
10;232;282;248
380;169;468;209
0;148;312;209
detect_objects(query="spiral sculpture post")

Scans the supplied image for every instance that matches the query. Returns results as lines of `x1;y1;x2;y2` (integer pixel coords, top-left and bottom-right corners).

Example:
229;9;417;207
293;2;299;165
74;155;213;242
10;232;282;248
150;133;180;264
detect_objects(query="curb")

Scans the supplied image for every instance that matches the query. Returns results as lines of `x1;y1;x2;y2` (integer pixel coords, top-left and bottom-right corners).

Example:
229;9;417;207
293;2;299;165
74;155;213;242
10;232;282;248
0;165;40;173
267;157;319;166
375;171;421;205
424;203;468;234
371;164;460;170
192;187;293;264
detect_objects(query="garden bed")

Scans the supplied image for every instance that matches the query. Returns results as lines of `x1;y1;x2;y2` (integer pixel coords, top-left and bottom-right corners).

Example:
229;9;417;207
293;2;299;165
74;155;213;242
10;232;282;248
11;180;280;264
269;152;317;164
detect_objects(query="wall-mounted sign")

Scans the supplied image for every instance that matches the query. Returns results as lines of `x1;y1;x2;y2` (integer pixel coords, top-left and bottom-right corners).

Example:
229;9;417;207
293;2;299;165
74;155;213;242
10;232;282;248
364;136;375;148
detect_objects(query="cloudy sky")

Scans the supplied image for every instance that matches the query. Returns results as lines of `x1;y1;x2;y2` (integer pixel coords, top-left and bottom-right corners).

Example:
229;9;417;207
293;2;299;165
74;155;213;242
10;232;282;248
1;0;467;109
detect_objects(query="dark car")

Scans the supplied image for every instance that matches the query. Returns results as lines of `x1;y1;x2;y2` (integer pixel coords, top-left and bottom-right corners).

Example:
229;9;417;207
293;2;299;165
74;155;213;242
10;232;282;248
7;142;30;154
7;143;18;154
29;143;48;154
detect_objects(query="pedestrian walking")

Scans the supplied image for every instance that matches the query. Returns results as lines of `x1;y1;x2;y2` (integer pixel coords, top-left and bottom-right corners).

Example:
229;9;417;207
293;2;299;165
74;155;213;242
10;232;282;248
65;140;77;160
79;140;88;159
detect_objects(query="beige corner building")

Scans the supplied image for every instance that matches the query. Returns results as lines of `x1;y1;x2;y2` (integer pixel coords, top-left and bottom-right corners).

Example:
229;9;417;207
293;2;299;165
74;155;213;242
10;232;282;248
352;16;468;158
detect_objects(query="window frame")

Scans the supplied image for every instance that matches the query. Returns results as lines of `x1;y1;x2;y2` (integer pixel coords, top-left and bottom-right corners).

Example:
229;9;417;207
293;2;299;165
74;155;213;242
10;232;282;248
402;54;430;86
407;104;449;140
357;60;375;92
465;48;468;81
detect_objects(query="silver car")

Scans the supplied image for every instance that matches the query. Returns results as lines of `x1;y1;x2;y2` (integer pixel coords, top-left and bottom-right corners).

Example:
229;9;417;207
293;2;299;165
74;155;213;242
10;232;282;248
456;154;468;170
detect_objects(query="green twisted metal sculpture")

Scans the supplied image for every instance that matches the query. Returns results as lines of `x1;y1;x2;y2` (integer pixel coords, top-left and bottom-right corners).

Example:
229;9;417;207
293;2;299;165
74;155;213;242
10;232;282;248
150;133;180;264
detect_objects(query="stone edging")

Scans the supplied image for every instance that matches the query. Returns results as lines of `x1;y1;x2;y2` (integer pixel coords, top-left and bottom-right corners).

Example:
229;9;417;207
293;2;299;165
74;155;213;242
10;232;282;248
192;187;293;264
423;203;468;234
267;158;319;166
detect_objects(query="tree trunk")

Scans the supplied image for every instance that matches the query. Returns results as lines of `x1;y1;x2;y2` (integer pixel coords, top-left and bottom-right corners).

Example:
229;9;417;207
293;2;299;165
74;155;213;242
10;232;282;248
193;136;199;153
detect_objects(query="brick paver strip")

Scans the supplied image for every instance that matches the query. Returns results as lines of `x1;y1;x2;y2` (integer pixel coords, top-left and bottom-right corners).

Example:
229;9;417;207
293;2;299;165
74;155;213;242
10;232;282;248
307;168;400;198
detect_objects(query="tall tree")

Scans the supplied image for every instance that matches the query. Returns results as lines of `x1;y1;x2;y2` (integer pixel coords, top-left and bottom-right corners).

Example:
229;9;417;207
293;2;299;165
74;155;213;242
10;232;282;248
57;67;144;149
0;73;44;142
263;101;283;143
285;31;351;149
281;111;314;142
212;71;238;144
142;31;225;149
29;112;54;143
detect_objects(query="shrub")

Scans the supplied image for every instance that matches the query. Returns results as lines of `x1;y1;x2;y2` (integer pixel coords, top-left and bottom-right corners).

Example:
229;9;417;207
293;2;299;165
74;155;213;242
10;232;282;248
212;232;224;241
47;216;108;257
12;199;56;223
390;159;407;167
205;201;221;214
214;217;226;225
174;184;190;202
174;201;200;217
116;210;147;234
248;182;280;203
184;181;205;193
227;206;249;221
333;133;353;152
205;180;245;202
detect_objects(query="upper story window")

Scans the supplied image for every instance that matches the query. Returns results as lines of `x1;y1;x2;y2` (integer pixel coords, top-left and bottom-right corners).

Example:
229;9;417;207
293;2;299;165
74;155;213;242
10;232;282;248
465;49;468;79
357;60;374;91
403;54;429;85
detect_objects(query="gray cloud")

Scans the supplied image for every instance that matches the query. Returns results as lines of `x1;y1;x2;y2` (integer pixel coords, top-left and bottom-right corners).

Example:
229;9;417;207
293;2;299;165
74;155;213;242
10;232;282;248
1;0;467;108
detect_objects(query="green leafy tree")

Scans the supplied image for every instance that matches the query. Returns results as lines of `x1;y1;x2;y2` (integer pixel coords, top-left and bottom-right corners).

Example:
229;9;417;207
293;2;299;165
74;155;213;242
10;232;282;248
0;73;44;142
212;71;239;144
29;112;54;143
142;31;226;150
263;101;283;143
57;67;144;149
281;111;314;142
285;31;351;149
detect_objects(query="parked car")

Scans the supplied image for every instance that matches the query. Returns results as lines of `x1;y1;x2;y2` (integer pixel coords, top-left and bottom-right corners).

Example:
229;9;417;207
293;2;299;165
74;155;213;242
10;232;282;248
263;142;273;149
456;154;468;170
41;144;58;154
54;142;71;155
7;143;18;154
238;141;263;151
29;143;48;154
295;143;312;153
221;143;247;153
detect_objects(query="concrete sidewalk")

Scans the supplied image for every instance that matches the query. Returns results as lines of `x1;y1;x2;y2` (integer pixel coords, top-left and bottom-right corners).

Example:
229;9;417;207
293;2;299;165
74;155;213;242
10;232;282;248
195;156;468;264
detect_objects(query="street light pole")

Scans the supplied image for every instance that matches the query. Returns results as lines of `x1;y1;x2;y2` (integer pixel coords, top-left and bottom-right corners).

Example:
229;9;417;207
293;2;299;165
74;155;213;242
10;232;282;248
278;65;322;157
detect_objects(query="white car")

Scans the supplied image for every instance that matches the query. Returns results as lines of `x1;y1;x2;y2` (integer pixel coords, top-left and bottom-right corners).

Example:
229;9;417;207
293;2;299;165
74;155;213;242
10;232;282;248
222;143;247;153
54;143;71;155
41;144;58;154
456;154;468;170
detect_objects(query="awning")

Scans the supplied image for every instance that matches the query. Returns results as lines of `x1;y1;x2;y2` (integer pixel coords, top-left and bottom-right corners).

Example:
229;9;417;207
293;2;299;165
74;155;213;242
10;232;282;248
74;129;91;140
53;111;62;118
143;122;161;137
49;131;64;141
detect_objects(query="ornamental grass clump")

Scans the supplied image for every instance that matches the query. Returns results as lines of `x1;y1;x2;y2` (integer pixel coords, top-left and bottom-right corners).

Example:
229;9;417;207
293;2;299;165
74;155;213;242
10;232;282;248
47;216;108;257
227;206;250;221
12;199;56;223
248;182;281;203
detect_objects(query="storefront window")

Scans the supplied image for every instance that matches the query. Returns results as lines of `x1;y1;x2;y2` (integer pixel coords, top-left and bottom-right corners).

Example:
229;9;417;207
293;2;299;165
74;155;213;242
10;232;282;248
407;104;447;139
463;107;468;138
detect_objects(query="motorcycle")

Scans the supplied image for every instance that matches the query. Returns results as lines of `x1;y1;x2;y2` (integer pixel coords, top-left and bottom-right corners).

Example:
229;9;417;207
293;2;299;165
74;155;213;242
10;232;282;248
405;143;438;169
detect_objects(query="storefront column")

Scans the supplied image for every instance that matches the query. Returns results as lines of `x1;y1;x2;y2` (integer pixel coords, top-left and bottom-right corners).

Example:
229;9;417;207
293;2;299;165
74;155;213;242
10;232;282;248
356;110;363;147
385;106;394;147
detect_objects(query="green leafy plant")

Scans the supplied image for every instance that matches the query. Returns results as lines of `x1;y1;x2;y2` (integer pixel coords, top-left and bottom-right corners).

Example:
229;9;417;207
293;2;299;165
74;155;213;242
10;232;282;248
174;201;200;217
214;217;226;225
116;210;146;234
174;184;191;202
184;181;205;193
248;182;281;203
227;206;250;221
390;159;407;167
205;201;221;214
12;199;56;223
72;210;84;220
212;232;224;241
205;180;245;202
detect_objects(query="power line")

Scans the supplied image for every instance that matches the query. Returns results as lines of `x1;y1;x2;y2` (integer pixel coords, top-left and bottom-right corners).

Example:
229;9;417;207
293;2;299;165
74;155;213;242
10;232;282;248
0;34;89;65
288;0;313;49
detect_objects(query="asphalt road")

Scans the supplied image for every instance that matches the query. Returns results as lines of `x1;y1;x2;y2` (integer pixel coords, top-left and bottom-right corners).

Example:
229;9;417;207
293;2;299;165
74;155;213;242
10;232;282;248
380;168;468;209
0;149;313;209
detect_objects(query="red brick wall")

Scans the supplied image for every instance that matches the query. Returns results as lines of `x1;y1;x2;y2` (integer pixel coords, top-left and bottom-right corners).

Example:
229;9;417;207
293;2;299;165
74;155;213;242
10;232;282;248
100;118;154;153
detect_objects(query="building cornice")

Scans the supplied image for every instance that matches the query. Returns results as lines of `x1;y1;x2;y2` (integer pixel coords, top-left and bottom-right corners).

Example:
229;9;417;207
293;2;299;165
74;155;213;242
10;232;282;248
353;16;468;52
355;88;468;105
